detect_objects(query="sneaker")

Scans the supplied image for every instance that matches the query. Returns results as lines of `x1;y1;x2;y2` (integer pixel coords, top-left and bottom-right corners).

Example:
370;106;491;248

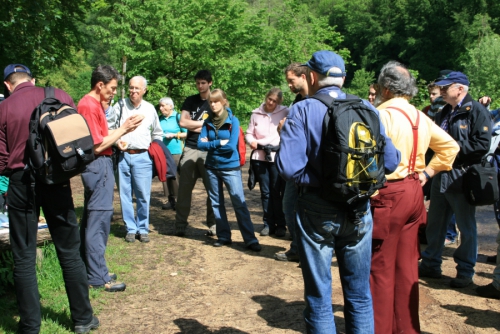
205;224;217;236
125;233;136;243
74;315;99;333
275;227;286;238
260;226;270;236
248;242;262;252
450;275;473;288
444;238;456;246
418;264;442;278
140;234;150;243
476;283;500;299
90;280;126;292
274;250;300;262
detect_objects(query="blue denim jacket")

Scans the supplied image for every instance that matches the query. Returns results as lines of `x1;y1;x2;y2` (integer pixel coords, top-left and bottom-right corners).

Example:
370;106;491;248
197;109;241;169
276;86;401;187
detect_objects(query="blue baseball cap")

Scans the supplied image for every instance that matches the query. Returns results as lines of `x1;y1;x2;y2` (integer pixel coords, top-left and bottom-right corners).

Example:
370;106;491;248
302;50;346;77
3;64;32;81
434;71;469;86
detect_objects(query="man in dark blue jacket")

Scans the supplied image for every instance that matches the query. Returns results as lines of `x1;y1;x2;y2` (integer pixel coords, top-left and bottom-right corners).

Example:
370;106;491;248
420;72;492;288
276;50;400;334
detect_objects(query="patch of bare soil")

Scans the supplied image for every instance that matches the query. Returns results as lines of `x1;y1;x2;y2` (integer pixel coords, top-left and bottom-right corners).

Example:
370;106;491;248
71;159;500;334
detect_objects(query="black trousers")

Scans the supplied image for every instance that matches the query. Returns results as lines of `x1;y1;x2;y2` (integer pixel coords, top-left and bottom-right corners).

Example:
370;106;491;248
8;169;93;333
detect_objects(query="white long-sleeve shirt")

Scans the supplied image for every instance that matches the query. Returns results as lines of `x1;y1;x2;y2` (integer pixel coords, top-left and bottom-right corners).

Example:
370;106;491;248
113;98;163;149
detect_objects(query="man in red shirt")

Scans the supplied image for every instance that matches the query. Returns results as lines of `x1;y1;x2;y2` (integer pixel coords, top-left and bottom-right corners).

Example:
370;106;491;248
77;65;142;292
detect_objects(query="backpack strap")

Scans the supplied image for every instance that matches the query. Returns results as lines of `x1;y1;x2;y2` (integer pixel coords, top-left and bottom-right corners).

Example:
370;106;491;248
387;106;420;174
44;86;55;99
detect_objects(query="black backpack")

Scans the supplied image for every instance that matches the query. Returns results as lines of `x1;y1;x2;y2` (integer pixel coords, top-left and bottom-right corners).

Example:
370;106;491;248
312;93;386;211
26;87;95;184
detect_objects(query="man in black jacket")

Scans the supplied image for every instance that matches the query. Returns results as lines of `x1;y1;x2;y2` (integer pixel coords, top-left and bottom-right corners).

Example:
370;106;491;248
419;71;491;288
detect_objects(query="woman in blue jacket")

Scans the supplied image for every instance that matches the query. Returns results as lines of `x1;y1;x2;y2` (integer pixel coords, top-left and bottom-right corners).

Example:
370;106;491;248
198;89;261;251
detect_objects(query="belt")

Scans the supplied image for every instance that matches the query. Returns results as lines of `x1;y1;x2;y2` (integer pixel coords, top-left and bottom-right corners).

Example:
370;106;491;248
386;172;419;183
125;149;147;154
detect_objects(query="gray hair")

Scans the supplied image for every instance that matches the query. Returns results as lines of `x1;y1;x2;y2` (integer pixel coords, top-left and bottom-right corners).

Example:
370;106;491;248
455;83;469;93
130;75;148;88
378;61;418;98
159;97;174;108
317;67;344;88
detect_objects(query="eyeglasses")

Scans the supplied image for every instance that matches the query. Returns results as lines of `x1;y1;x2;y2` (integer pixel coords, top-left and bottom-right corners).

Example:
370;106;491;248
438;83;455;92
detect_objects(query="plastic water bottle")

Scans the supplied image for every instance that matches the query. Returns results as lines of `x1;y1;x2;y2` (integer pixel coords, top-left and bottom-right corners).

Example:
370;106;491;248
365;153;378;179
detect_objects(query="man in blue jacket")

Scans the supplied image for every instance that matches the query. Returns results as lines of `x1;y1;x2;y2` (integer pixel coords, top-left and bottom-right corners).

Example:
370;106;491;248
276;50;400;334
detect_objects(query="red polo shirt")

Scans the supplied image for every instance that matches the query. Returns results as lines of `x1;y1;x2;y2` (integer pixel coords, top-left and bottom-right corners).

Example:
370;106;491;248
77;95;112;156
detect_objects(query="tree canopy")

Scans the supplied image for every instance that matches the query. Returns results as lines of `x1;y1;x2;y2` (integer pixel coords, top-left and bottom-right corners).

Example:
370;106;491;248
2;0;500;111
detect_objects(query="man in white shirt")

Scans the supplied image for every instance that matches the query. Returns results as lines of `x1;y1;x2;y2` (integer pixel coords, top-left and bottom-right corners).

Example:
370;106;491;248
115;76;163;243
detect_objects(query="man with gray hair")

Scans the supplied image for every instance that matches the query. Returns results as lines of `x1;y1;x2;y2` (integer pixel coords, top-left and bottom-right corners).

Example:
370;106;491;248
114;76;163;243
277;50;400;333
371;61;459;333
419;72;492;287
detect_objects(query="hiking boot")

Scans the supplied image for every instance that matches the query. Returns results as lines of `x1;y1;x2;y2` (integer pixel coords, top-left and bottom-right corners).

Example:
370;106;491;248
274;250;300;262
450;275;473;288
260;226;270;236
476;283;500;299
74;316;99;333
248;242;262;252
125;233;136;243
487;255;497;263
206;224;217;236
418;264;442;278
275;227;286;238
168;195;176;211
90;280;126;292
140;234;150;243
162;195;176;210
214;239;232;247
175;225;186;237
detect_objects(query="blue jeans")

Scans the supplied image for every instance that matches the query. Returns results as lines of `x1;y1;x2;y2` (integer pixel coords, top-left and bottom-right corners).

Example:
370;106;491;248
118;151;153;235
421;172;477;278
206;168;259;246
296;189;374;334
283;180;299;253
252;160;285;230
446;215;457;241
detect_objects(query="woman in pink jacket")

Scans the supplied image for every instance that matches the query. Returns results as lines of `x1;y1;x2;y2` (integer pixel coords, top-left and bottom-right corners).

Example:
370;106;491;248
245;88;289;237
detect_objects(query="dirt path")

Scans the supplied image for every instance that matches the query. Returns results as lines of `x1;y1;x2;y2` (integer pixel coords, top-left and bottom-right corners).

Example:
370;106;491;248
79;160;500;334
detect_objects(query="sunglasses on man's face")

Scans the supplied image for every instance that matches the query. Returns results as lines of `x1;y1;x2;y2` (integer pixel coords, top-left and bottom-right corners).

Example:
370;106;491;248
438;83;455;92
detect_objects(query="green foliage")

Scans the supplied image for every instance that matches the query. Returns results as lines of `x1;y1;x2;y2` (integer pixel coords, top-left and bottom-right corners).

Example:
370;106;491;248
86;0;346;119
0;0;90;77
408;69;430;110
462;33;500;109
328;0;500;82
36;51;93;103
344;69;375;98
0;251;15;295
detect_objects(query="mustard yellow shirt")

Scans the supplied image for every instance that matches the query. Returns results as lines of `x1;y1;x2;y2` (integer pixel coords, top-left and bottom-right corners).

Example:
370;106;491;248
377;98;459;180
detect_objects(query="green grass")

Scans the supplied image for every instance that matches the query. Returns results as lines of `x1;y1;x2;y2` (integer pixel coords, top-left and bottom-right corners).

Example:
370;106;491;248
0;209;135;333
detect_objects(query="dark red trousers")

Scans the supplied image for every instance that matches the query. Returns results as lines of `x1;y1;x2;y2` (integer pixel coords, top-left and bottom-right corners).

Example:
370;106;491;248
370;174;426;334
